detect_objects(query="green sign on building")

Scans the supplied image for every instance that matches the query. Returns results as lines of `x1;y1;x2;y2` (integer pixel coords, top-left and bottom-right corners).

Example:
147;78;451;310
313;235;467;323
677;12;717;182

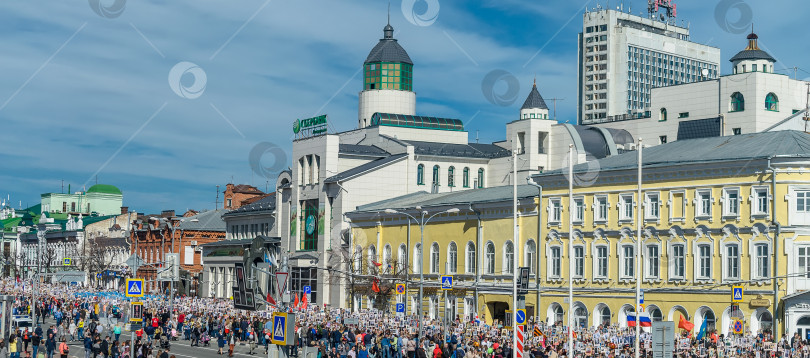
293;115;327;137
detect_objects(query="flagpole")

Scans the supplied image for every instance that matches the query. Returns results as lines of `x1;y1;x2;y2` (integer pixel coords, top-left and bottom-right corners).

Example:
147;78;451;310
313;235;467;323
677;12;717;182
635;138;643;358
567;144;574;357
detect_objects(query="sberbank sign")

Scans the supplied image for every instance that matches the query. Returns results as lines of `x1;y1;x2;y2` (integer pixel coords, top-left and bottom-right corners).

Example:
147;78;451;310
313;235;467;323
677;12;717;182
293;114;327;135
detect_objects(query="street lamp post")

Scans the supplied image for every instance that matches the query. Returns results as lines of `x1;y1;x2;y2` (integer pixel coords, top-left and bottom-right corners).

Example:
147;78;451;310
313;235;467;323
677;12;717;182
384;206;460;347
150;217;196;316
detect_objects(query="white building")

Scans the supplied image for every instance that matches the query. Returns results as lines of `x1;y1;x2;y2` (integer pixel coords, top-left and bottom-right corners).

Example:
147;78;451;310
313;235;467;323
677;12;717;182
578;4;721;124
591;32;810;145
272;22;634;308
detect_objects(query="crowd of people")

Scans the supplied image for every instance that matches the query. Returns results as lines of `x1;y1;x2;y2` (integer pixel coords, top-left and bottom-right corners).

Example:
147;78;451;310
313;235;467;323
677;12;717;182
0;279;803;358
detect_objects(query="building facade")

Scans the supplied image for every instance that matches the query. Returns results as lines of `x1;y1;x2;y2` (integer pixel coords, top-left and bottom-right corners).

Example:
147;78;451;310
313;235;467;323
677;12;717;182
592;32;809;145
40;184;124;216
578;5;720;124
347;130;810;337
223;184;265;210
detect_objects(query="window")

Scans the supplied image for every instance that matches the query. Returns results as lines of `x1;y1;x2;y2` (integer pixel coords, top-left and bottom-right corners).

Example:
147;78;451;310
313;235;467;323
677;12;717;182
659;108;667;121
417;164;425;185
550;198;562;223
430;243;440;274
549;246;561;278
799;247;810;279
595;196;608;222
752;64;757;72
696;190;712;217
71;202;76;212
477;169;484;188
413;244;422;274
698;244;711;279
573;246;585;278
504;241;514;274
485;242;495;275
599;307;611;326
621;245;634;278
730;92;744;112
553;305;564;324
354;246;363;274
678;112;689;118
462;168;470;187
574;198;584;223
723;188;740;216
525;240;536;275
755;244;769;279
448;242;457;274
448;166;455;187
645;193;660;219
647;245;659;279
465;242;476;274
671;244;685;279
650;308;663;322
432;165;440;187
368;245;377;271
620;194;634;221
226;198;232;208
726;244;740;280
596;246;609;278
797;191;810;212
659;135;667;144
765;93;779;111
753;187;769;215
398;244;407;272
733;128;742;135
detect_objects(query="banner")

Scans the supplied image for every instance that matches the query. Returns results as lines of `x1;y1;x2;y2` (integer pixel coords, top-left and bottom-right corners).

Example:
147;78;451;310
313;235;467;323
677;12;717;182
289;206;297;237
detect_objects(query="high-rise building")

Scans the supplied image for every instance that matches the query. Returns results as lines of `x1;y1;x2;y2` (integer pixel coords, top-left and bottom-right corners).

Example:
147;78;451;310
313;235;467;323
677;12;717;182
577;1;721;124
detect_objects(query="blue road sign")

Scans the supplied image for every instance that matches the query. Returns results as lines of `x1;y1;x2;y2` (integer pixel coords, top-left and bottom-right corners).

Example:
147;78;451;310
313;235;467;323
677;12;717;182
516;309;526;325
640;290;644;304
272;314;287;344
126;278;144;298
732;286;744;302
304;286;311;294
396;303;405;313
441;275;453;290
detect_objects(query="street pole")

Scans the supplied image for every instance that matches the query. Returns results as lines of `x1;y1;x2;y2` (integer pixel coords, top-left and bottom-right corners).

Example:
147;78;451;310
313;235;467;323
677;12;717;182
567;145;574;357
526;179;542;322
418;215;424;347
512;136;519;358
635;139;643;358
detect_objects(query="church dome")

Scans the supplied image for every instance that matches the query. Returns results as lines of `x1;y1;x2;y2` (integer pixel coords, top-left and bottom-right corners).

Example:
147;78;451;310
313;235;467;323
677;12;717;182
87;184;122;195
730;31;775;63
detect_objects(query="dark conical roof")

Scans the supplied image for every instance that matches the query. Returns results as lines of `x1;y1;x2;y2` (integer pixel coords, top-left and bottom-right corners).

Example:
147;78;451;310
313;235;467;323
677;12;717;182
730;31;776;63
365;24;413;65
521;81;548;110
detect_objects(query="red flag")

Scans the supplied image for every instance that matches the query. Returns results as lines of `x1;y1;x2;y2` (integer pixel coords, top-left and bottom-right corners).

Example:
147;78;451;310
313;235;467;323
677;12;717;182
678;315;694;332
372;260;383;267
294;293;300;308
266;293;277;306
372;279;380;293
301;293;308;310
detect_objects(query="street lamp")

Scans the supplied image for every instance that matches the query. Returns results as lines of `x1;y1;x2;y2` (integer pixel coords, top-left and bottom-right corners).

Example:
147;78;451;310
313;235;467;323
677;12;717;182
150;216;197;315
383;206;460;346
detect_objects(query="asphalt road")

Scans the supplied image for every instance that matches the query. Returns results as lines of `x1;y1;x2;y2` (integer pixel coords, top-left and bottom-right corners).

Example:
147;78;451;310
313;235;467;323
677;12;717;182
31;316;277;358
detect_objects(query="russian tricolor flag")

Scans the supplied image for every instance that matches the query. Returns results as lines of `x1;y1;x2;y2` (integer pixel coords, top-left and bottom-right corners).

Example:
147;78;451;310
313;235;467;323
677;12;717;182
627;313;652;327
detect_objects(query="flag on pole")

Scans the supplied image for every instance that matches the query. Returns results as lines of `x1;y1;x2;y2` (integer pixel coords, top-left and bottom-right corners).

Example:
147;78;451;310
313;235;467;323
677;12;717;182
678;315;694;332
696;319;708;340
372;260;383;267
639;312;652;327
301;292;308;310
372;279;381;293
293;293;299;308
266;293;276;306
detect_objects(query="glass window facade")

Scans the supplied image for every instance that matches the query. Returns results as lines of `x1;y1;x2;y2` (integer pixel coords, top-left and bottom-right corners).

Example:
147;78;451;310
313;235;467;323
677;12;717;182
364;62;413;91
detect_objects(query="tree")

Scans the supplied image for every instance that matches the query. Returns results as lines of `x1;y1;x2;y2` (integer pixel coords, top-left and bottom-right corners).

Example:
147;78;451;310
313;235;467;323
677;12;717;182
327;243;411;311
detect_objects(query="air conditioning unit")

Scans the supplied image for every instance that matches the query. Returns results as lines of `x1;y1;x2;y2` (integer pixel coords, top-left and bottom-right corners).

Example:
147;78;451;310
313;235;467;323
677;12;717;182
190;240;198;246
194;246;203;253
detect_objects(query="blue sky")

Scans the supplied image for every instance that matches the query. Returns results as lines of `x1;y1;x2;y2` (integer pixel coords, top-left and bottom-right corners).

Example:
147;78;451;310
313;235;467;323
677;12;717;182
1;0;807;214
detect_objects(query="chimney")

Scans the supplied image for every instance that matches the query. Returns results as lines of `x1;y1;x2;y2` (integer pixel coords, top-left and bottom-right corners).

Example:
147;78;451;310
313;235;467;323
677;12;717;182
121;206;129;215
161;210;175;218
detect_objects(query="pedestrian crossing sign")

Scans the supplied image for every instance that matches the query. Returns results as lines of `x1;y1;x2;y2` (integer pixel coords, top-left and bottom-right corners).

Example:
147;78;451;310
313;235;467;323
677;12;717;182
396;283;406;294
125;278;144;298
271;312;295;345
732;286;744;303
62;258;71;266
441;275;453;290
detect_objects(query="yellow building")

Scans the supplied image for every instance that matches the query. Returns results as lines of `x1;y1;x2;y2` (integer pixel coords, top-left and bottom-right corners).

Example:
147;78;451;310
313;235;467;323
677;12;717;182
346;130;810;338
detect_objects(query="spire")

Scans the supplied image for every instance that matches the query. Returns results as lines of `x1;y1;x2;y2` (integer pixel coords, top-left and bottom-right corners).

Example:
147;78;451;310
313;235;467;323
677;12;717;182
521;79;548;110
383;3;394;39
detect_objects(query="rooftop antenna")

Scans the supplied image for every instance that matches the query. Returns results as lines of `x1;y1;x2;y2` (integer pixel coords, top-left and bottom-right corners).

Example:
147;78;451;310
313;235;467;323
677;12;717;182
387;1;390;25
548;97;566;121
476;130;480;143
216;184;220;209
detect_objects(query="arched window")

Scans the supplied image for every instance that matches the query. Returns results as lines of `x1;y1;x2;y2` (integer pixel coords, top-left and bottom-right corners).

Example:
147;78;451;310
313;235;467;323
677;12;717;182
383;244;392;272
398;244;407;273
659;108;667;122
574;304;588;328
466;242;476;274
504;241;515;274
448;166;455;187
600;306;611;326
354;245;363;274
477;168;485;188
417;164;425;185
448;242;458;274
413;244;422;274
765;92;779;111
463;167;470;188
485;242;495;275
553;305;564;324
430;242;440;273
368;245;377;271
703;309;716;332
432;165;440;186
525;240;537;275
759;311;773;332
730;92;745;112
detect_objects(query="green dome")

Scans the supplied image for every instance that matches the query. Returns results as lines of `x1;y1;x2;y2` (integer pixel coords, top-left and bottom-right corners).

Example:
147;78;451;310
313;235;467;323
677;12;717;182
87;184;122;195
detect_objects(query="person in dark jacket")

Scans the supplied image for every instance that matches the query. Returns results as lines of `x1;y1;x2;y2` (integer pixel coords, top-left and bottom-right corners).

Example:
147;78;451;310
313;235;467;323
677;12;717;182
45;333;56;358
